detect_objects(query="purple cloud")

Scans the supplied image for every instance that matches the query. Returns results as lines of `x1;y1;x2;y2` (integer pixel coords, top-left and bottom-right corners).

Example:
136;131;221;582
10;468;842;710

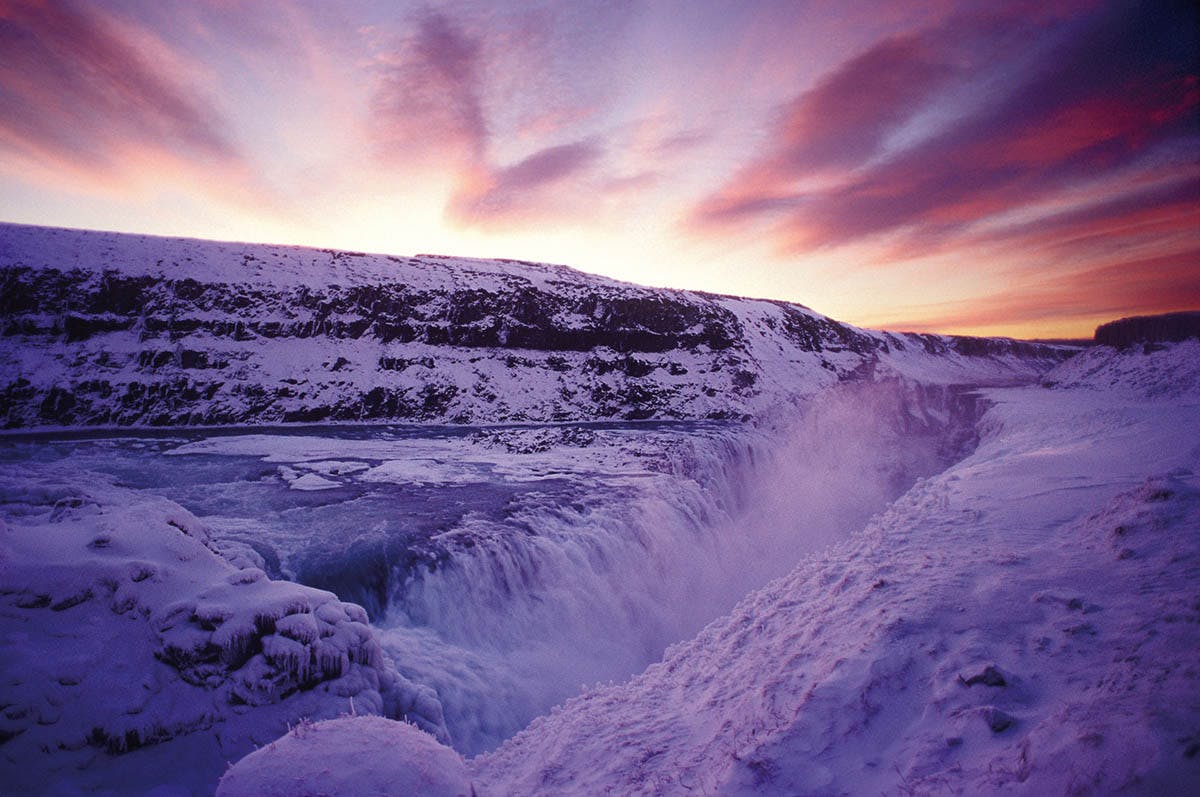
768;35;951;175
692;1;1200;259
969;176;1200;256
369;8;622;230
449;140;602;226
0;0;238;174
888;247;1200;332
371;10;488;168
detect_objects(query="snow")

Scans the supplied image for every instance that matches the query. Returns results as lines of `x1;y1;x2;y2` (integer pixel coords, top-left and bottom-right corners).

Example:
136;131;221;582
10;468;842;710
215;716;471;797
0;387;980;790
470;342;1200;794
0;221;635;293
213;341;1200;795
0;222;1071;430
281;470;341;491
0;470;446;795
1042;338;1200;398
2;221;1191;793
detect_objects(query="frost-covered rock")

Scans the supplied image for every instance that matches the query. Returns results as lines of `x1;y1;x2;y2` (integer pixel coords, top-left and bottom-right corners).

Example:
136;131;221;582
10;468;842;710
216;716;472;797
0;470;447;795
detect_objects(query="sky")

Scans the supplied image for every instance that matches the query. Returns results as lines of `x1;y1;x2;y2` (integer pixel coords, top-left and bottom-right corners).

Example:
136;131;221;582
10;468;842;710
0;0;1197;338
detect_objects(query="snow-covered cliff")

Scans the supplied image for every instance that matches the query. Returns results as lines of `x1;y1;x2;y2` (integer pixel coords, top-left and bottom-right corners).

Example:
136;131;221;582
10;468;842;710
0;223;1069;429
4;222;1136;797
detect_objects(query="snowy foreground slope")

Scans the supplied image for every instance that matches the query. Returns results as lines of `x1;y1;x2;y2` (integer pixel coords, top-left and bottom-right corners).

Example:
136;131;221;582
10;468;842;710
0;223;1067;428
220;341;1200;795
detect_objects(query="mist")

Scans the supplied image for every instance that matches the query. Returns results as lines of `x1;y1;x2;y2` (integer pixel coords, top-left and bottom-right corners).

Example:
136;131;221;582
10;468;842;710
371;377;985;753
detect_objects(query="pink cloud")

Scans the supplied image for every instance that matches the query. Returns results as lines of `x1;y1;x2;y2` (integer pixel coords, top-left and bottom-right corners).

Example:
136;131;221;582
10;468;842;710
692;34;953;228
448;140;602;227
691;1;1199;262
766;35;951;175
887;247;1200;334
0;0;238;175
370;10;488;171
367;8;626;231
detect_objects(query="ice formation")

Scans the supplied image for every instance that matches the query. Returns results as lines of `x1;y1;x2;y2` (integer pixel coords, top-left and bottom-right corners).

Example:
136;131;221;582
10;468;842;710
0;473;445;795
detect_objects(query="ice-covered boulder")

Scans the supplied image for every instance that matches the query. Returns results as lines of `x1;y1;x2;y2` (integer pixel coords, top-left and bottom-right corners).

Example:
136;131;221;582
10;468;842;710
0;468;447;795
216;716;472;797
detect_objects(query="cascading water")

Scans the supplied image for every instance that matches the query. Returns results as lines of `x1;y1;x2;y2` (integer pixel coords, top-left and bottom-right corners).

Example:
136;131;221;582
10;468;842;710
0;378;987;757
364;378;987;754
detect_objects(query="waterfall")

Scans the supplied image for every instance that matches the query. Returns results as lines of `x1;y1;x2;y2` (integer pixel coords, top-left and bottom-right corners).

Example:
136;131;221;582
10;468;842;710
373;379;986;753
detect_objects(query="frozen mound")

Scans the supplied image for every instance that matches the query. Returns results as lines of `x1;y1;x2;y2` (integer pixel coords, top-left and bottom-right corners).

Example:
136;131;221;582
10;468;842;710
1042;338;1200;397
0;468;446;795
216;716;472;797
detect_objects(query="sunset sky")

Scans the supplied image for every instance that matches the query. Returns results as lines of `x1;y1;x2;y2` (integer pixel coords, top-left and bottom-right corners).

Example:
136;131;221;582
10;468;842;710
1;0;1197;338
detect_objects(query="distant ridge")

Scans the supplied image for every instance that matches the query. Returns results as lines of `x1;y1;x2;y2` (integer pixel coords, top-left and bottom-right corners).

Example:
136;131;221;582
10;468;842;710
1095;311;1200;348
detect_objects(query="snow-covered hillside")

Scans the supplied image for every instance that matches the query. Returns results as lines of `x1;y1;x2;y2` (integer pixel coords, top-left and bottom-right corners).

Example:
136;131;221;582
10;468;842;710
217;340;1200;795
0;223;1069;428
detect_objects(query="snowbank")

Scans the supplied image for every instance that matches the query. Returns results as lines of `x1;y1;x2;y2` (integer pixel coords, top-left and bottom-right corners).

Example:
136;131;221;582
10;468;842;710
0;470;446;795
216;716;472;797
1042;338;1200;398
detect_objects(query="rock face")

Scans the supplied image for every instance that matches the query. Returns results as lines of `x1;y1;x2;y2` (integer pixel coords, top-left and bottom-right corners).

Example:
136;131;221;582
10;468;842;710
1094;311;1200;348
0;223;1070;428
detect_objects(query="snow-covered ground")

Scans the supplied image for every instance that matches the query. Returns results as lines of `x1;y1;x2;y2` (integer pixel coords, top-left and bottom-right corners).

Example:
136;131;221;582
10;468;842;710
3;223;1194;795
215;341;1200;795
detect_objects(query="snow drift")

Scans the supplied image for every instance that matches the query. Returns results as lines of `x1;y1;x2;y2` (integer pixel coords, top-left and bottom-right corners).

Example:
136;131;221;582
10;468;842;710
215;716;471;797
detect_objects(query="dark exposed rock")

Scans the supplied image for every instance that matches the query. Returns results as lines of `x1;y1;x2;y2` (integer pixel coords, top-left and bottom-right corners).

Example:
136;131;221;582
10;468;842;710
983;707;1015;733
1094;311;1200;348
959;665;1007;687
